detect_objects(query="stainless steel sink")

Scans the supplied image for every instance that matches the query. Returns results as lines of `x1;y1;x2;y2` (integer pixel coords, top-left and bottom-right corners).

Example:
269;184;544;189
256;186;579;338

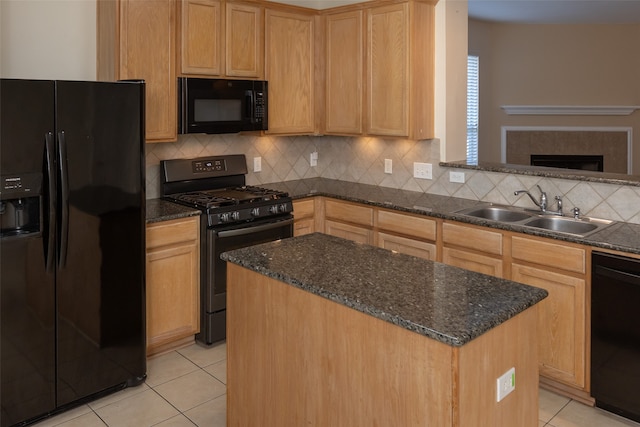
522;216;612;236
455;204;613;237
455;205;536;222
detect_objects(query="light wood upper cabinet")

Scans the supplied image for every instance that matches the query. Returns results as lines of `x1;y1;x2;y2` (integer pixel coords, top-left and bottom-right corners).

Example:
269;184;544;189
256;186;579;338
265;8;316;134
367;3;409;137
324;10;363;135
97;0;177;143
366;1;435;139
146;216;200;356
180;0;263;78
226;2;263;77
180;0;223;75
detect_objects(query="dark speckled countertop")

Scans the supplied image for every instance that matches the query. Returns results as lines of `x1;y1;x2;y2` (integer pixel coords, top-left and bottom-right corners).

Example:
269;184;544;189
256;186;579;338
146;199;201;224
263;178;640;256
221;232;548;347
146;178;640;255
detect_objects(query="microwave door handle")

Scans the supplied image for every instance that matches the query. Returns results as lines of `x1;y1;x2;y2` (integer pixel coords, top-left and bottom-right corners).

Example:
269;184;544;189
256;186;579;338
245;90;254;123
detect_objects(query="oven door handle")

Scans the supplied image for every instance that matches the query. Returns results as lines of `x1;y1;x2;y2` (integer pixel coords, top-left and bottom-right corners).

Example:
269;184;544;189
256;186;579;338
215;218;293;239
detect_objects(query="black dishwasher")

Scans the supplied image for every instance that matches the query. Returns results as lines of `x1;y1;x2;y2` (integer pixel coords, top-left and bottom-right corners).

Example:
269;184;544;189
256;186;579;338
592;251;640;423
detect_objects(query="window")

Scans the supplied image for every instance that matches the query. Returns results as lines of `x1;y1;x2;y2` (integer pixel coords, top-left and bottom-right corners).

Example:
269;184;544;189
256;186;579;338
467;55;479;164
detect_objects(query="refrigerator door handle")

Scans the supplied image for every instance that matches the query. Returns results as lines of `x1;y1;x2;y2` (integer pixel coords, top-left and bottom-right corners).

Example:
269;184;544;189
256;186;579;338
57;130;69;268
45;132;56;272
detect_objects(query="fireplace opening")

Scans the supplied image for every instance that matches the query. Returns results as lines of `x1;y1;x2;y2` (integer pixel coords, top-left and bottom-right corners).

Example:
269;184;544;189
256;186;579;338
530;155;604;172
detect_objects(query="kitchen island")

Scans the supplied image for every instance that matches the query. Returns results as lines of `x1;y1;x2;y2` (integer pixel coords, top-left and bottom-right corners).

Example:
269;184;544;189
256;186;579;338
222;233;548;426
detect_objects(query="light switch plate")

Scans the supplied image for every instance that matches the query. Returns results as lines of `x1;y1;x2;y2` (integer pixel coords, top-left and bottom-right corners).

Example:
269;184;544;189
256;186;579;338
253;157;262;172
384;159;392;174
310;151;318;167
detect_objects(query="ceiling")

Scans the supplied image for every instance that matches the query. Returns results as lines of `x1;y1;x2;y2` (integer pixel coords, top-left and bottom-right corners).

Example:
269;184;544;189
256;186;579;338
468;0;640;24
273;0;640;23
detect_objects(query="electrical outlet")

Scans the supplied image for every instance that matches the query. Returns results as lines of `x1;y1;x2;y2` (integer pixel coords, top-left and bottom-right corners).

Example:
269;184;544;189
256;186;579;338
310;151;318;167
449;171;466;183
384;159;392;174
496;367;515;402
253;157;262;172
413;162;432;180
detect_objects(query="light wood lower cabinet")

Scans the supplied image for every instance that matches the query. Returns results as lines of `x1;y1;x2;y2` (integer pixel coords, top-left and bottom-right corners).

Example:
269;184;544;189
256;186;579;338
376;209;436;260
300;198;591;398
325;219;372;244
323;199;374;244
293;198;315;236
442;221;504;277
512;264;586;389
511;235;588;392
146;217;200;356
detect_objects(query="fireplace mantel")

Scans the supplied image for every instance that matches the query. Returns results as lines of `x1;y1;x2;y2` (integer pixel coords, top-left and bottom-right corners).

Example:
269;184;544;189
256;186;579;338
501;105;640;116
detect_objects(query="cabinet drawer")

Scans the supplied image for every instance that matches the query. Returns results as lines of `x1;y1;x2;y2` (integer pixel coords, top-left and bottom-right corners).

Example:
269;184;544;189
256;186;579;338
293;198;315;219
442;222;502;256
294;218;315;236
325;219;372;244
378;232;435;260
443;247;503;278
377;209;436;241
511;236;585;274
325;199;373;226
147;217;199;249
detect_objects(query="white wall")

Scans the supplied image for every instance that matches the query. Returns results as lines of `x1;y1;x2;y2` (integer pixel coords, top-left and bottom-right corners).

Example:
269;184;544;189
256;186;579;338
0;0;96;80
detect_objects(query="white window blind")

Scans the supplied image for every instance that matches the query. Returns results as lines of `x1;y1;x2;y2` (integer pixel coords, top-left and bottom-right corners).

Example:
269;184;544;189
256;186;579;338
467;55;479;164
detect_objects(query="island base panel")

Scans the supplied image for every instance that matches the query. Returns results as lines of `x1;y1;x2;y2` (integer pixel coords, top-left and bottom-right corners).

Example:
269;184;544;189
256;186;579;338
227;263;539;426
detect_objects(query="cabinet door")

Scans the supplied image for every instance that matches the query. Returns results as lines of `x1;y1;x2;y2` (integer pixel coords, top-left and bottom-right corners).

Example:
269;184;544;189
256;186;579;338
226;3;263;78
180;0;222;75
325;219;372;244
265;9;315;134
325;10;363;135
367;3;409;137
443;247;503;278
146;217;200;355
119;0;177;142
512;264;586;389
378;232;435;260
293;198;315;236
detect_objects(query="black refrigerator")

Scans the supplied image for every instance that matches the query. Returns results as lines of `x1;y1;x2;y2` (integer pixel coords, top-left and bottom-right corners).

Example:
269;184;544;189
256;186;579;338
0;79;146;426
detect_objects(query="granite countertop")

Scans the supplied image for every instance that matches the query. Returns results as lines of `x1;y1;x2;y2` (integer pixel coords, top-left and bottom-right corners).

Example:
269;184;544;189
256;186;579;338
221;232;548;347
146;199;201;224
263;178;640;256
146;178;640;255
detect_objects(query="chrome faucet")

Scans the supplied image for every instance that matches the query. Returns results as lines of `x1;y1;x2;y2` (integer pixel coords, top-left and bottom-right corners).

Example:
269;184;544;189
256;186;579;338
514;185;547;212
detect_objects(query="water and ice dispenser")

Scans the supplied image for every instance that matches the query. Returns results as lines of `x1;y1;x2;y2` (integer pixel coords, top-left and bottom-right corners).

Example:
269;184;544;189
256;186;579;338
0;173;41;237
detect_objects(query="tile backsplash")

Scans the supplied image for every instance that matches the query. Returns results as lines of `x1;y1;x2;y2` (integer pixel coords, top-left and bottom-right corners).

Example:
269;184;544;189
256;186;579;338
146;134;640;224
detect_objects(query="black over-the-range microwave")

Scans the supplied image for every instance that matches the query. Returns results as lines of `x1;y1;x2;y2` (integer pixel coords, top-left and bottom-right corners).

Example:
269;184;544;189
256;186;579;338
178;77;268;134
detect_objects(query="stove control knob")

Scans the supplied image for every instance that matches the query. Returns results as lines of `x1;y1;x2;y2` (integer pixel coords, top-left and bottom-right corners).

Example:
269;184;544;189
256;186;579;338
231;211;240;221
269;205;278;214
251;207;260;217
279;203;288;213
219;212;230;223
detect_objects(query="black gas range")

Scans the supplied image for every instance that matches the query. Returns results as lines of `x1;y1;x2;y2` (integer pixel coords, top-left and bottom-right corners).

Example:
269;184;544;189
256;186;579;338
161;154;293;345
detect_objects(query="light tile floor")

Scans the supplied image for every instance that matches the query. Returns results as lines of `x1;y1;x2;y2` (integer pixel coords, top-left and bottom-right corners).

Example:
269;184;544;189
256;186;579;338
32;340;640;427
